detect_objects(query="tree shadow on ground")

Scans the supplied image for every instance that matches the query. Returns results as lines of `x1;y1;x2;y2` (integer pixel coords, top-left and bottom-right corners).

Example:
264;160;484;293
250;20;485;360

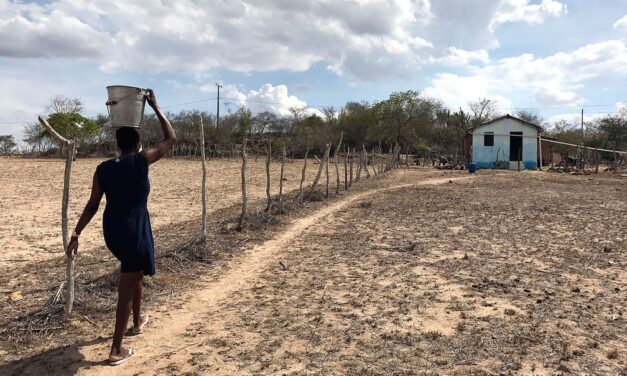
0;337;110;376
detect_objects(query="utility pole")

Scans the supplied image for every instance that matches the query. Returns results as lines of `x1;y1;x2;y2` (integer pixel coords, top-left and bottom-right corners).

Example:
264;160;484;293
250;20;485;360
216;83;223;129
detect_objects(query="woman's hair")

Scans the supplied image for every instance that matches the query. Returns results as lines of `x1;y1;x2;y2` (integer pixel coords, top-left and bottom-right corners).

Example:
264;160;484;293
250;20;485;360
115;127;140;152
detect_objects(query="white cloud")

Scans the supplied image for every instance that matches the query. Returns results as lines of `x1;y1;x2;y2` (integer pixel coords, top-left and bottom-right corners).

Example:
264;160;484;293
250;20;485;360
613;14;627;32
547;112;602;126
490;0;567;31
201;83;314;117
0;0;570;82
424;40;627;110
0;0;437;80
423;73;513;110
430;47;490;67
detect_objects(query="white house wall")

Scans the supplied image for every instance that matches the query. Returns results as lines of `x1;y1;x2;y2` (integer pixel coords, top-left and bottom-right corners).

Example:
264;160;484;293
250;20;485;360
471;118;538;169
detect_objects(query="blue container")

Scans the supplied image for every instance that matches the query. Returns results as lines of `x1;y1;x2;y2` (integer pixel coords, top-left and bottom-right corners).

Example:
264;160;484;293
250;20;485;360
468;163;477;173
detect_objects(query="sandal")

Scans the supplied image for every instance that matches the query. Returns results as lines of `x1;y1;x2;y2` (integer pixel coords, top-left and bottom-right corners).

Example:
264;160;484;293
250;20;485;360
133;315;149;335
109;347;135;366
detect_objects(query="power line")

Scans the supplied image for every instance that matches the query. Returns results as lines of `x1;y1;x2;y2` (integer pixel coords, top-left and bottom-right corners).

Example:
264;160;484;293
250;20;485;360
160;97;217;109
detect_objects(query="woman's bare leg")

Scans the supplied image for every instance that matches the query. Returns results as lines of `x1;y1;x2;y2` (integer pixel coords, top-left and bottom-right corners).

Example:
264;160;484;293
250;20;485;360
110;271;143;359
132;275;144;327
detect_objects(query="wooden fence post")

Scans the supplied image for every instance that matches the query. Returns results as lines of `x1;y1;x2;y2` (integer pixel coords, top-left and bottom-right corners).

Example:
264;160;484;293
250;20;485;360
325;146;330;199
237;132;248;231
518;147;521;172
371;148;378;177
265;138;272;212
199;117;208;241
344;145;348;191
334;132;343;195
279;145;286;213
299;148;309;204
38;116;75;313
355;148;362;182
310;143;330;195
362;144;371;179
349;148;354;186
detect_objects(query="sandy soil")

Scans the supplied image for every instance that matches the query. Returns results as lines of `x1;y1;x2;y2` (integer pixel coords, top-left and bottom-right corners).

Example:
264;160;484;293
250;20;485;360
0;156;317;268
1;167;625;375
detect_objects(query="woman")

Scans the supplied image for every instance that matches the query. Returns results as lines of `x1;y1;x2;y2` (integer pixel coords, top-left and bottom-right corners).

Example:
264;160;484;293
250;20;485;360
67;89;176;365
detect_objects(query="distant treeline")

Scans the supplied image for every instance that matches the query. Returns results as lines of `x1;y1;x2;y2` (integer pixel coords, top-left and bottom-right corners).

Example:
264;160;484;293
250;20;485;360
1;92;625;162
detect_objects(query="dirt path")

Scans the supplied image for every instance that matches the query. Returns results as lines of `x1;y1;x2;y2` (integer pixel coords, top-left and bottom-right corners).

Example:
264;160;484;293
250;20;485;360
70;175;471;375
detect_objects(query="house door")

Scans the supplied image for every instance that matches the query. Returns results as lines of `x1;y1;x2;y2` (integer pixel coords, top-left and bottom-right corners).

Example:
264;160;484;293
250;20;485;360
510;132;523;161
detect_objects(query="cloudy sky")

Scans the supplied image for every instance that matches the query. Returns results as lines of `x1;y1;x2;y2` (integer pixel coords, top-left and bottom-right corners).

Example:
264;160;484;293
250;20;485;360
1;0;626;139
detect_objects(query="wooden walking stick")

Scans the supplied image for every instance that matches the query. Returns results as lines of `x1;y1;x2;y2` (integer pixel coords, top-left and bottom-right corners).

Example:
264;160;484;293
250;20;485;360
38;116;76;313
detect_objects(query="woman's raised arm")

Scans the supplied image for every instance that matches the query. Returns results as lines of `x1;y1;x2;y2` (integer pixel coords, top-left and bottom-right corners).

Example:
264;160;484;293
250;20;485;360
141;89;177;165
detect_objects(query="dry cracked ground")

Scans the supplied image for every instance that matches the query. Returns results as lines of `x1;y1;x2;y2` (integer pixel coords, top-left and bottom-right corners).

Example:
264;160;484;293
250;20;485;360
1;169;625;375
180;172;626;375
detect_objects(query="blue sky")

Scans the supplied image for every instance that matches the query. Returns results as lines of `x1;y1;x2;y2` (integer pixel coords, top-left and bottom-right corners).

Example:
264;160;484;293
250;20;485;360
0;0;626;140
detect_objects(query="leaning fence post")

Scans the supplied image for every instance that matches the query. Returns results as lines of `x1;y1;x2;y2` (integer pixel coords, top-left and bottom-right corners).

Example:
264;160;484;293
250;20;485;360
38;116;75;313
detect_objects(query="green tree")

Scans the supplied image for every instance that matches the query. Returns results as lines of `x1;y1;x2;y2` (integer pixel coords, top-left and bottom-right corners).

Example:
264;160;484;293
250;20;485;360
338;101;376;148
47;112;99;143
374;90;423;145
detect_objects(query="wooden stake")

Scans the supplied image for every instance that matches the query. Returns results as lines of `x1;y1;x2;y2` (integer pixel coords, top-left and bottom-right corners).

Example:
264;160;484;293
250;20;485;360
334;132;343;194
279;145;286;212
344;145;348;191
355;148;362;182
199;117;208;241
325;146;330;198
517;147;521;172
371;148;378;177
362;144;371;179
237;131;248;231
299;148;309;204
265;138;272;212
349;147;354;187
538;132;543;171
310;144;330;195
38;116;75;313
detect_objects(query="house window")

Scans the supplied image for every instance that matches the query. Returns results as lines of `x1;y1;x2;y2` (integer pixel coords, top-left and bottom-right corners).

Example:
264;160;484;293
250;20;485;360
484;132;494;146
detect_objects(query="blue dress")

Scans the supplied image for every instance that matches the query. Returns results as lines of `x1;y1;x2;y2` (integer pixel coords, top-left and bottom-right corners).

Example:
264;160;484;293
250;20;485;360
96;153;155;276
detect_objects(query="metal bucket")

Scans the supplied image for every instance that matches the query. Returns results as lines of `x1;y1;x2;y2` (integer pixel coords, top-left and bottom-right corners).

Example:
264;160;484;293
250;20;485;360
106;85;147;128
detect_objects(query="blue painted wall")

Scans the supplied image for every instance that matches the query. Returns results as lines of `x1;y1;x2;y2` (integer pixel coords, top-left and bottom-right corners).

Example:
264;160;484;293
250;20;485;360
471;118;538;170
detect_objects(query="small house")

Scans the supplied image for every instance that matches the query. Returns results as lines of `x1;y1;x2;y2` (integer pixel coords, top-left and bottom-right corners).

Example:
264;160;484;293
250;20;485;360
466;114;544;170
